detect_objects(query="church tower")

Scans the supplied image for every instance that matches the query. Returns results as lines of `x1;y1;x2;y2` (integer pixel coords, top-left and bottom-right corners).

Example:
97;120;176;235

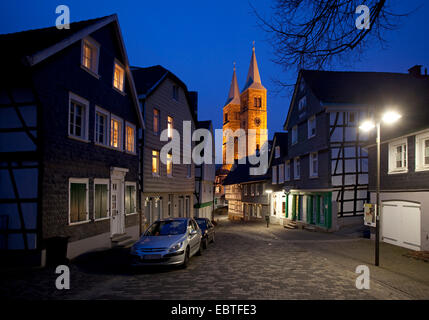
240;44;267;157
222;63;241;170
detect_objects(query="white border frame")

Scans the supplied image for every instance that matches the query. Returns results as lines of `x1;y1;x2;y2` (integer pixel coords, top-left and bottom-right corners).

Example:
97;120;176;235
308;115;316;139
415;130;429;172
125;121;137;155
94;106;110;147
68;178;90;225
81;37;100;78
113;59;126;94
110;113;124;151
68;92;89;142
388;137;408;174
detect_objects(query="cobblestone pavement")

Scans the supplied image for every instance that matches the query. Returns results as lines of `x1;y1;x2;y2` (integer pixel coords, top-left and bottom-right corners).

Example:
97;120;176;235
1;218;428;300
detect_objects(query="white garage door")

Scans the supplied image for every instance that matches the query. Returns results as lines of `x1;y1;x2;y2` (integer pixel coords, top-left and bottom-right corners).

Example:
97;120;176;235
381;201;421;251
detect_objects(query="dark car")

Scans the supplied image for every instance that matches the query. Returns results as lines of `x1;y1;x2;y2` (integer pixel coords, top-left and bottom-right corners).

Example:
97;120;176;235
195;218;215;249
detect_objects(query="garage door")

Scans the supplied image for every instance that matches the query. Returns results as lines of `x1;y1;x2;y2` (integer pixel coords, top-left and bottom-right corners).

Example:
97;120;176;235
381;201;421;251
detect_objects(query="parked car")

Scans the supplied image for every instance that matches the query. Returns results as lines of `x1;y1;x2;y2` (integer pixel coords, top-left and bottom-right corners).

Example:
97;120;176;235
130;218;202;268
195;217;215;249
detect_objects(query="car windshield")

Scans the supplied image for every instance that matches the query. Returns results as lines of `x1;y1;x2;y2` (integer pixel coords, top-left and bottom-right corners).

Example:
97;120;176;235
144;220;187;236
195;219;206;229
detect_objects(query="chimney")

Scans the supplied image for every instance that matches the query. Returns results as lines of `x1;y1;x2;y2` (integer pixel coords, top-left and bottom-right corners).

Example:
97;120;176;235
408;65;422;78
188;91;198;118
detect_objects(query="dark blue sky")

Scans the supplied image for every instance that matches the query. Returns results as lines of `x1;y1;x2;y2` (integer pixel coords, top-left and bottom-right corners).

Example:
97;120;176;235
1;0;429;140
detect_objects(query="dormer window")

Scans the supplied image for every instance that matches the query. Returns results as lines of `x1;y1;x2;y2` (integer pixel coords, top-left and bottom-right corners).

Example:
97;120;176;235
275;146;280;158
113;61;125;92
298;96;307;111
81;38;99;76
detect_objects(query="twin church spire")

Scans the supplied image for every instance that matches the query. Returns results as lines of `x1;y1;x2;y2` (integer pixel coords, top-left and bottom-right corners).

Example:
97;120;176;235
224;44;264;107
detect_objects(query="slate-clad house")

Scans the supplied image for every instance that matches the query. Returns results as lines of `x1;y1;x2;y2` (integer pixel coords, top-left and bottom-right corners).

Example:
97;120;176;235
365;66;429;251
194;120;215;220
0;15;144;266
131;65;196;229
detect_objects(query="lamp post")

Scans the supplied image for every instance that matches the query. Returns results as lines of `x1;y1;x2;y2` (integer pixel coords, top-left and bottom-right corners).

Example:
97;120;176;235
360;111;401;267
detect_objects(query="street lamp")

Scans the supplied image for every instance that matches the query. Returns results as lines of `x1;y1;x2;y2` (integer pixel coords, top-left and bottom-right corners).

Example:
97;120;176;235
359;110;401;266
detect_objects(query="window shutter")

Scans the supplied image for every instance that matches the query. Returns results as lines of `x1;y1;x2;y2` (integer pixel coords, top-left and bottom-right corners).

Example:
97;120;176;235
125;186;131;214
78;184;87;222
70;184;79;223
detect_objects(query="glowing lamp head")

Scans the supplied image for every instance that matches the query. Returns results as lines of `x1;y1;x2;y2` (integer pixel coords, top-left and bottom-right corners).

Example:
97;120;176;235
382;111;401;124
359;120;376;132
265;189;273;194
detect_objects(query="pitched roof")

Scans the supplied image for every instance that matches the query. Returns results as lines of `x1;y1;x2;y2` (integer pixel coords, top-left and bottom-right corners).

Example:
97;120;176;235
222;162;270;186
224;65;240;106
242;47;265;91
0;14;145;129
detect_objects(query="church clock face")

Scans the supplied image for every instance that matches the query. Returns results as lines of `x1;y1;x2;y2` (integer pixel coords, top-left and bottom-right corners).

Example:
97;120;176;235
254;117;261;127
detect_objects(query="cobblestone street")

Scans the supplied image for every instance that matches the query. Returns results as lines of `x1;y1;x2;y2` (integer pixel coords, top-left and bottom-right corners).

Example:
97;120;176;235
1;218;428;300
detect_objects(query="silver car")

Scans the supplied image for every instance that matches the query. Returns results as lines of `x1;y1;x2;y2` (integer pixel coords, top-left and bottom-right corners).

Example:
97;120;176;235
130;217;203;268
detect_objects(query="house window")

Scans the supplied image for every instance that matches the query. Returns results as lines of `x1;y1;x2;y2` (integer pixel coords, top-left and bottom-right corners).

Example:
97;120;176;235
251;184;255;196
168;194;173;216
172;85;179;101
153;108;160;135
69;93;89;141
167;116;173;139
81;38;99;75
294;157;300;180
272;165;278;184
292;125;298;145
224;112;228;123
167;153;173;177
125;182;136;215
388;138;408;173
310;152;318;177
254;97;262;107
69;178;89;224
110;115;123;150
416;131;429;171
279;163;285;183
298;96;306;111
152;150;160;175
95;107;109;146
113;61;125;92
186;164;192;178
125;122;136;153
94;179;109;220
275;146;280;158
285;160;291;181
308;115;316;138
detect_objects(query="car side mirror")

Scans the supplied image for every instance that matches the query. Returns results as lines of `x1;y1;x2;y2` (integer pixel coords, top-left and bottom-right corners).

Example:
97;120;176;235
190;230;197;236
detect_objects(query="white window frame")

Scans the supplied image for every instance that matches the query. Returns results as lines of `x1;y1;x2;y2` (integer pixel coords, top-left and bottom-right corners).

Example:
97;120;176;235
308;115;316;139
278;163;285;183
309;152;318;178
272;165;278;184
93;178;110;221
292;125;298;145
125;181;137;215
81;37;100;77
285;160;291;181
275;146;280;158
68;92;89;142
125;121;136;154
94;106;110;147
415;131;429;172
68;178;90;225
294;157;300;180
388;138;408;174
110;114;123;151
113;60;125;93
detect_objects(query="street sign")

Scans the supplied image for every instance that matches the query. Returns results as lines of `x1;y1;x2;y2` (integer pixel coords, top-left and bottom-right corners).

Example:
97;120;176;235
364;203;376;227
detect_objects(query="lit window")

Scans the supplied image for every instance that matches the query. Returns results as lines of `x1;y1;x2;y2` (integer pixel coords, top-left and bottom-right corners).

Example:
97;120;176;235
125;123;136;153
388;138;408;174
294;157;300;180
95;107;109;145
81;38;99;75
153;108;160;135
152;150;159;174
308;115;316;138
69;179;89;224
69;93;88;140
113;62;125;92
310;152;318;177
110;116;123;149
292;125;298;145
167;116;173;139
167;153;173;177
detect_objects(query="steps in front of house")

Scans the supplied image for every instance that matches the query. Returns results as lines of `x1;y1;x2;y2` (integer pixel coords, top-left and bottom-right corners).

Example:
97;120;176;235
111;234;134;248
283;220;298;229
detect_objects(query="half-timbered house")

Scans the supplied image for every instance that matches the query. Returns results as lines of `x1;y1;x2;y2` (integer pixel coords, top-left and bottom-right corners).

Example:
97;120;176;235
0;15;144;266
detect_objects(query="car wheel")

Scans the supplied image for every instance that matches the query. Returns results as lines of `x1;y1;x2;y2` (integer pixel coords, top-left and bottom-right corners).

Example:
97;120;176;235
196;241;203;256
203;237;208;249
181;247;190;268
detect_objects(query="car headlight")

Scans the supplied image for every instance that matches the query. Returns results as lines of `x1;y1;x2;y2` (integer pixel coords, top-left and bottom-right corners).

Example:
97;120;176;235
169;242;183;252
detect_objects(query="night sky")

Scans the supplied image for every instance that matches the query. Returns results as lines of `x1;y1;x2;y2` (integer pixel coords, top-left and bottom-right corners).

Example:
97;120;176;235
1;0;429;144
